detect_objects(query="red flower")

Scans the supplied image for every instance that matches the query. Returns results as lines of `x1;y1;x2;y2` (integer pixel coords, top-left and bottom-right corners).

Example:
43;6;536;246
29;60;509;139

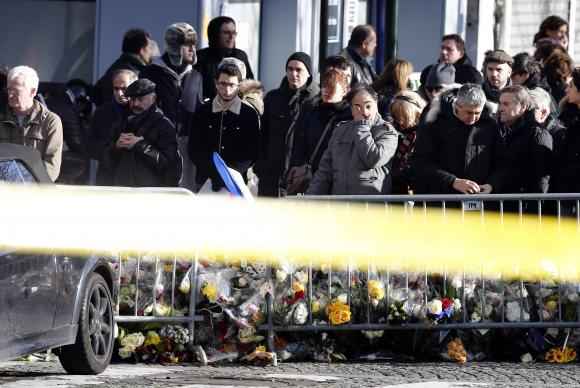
442;298;453;310
286;290;305;305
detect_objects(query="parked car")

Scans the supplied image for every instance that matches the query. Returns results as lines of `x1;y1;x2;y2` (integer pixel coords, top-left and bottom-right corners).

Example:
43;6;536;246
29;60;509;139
0;143;115;374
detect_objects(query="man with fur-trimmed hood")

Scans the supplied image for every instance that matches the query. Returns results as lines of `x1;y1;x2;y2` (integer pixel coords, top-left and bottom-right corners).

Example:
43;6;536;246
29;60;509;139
412;83;500;194
140;22;203;190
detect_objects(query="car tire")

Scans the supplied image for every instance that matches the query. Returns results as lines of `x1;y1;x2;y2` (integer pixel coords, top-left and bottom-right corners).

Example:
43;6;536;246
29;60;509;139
58;272;114;374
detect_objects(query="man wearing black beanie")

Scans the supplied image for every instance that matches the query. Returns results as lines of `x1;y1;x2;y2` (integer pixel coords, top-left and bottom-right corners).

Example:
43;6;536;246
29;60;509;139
254;52;319;197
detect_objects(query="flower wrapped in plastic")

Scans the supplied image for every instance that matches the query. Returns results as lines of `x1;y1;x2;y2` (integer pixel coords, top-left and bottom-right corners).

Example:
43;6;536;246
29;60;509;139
426;297;461;324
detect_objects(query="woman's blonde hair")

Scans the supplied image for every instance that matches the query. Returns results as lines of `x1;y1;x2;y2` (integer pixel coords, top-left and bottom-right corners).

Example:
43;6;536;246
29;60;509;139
389;90;426;129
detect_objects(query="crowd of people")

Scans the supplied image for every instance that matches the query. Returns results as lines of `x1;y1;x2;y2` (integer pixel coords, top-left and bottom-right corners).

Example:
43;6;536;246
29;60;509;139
0;15;578;199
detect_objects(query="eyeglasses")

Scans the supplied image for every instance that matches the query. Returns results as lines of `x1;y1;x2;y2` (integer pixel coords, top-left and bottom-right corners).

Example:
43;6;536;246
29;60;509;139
216;81;239;89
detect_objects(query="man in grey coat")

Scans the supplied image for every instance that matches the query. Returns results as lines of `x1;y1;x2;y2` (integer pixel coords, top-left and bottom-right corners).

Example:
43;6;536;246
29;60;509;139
307;84;398;195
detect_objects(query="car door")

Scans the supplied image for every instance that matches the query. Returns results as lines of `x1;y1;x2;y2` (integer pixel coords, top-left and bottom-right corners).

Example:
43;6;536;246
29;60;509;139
0;159;57;337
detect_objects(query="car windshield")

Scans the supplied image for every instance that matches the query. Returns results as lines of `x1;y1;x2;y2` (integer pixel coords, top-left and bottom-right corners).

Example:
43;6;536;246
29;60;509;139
0;160;36;183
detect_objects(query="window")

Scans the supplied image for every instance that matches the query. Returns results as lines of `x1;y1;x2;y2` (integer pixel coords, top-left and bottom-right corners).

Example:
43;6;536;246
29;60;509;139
0;160;36;183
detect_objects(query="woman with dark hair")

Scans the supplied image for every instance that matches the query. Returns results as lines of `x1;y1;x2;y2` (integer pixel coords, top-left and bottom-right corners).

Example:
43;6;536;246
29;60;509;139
511;53;546;89
285;69;351;194
195;16;254;100
372;58;413;118
552;68;580;194
534;15;569;50
543;51;574;103
306;84;398;195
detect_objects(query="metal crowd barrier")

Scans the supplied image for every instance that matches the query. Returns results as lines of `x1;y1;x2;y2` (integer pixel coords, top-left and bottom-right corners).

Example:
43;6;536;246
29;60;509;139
260;194;580;352
114;254;203;347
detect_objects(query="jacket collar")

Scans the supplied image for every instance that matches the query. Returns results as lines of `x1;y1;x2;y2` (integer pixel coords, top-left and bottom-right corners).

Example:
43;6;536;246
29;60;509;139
2;99;45;126
212;95;242;115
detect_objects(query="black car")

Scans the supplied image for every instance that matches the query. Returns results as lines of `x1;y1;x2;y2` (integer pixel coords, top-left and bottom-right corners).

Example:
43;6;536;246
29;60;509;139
0;143;115;374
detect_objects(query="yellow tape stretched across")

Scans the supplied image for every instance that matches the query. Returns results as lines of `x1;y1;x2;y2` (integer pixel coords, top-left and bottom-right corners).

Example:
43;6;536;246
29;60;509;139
0;183;577;281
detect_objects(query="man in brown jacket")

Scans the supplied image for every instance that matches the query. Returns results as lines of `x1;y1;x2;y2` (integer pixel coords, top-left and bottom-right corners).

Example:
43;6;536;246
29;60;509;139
0;66;63;181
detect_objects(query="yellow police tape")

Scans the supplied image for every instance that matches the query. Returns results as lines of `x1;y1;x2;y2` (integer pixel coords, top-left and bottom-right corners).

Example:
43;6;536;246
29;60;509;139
0;183;577;281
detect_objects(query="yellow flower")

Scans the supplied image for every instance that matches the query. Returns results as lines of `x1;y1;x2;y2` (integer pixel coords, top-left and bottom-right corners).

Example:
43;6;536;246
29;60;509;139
143;331;161;347
327;301;351;325
545;347;577;363
545;300;558;312
201;282;218;303
292;281;305;294
368;280;385;300
311;300;321;313
255;345;266;353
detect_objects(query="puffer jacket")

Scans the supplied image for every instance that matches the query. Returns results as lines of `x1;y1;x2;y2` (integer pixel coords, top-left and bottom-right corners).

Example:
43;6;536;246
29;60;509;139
306;115;398;195
0;99;63;181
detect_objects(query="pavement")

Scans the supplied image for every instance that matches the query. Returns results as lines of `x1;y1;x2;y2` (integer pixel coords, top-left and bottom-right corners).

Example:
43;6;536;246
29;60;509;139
0;360;580;388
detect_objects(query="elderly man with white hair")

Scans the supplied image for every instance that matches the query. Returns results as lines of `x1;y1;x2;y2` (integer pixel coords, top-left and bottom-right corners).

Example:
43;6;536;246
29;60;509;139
528;87;565;136
0;66;63;180
412;83;499;194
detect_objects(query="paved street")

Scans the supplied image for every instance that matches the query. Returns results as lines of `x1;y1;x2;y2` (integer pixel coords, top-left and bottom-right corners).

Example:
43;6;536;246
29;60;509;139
0;360;579;388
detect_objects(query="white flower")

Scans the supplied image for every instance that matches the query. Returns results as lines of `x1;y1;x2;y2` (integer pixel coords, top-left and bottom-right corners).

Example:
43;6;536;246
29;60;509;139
275;269;288;283
453;298;462;311
451;275;463;289
336;293;348;304
506;301;530;322
120;332;145;349
118;347;133;359
292;302;309;325
294;271;308;284
520;353;534;363
179;275;190;294
471;311;482;322
427;299;442;315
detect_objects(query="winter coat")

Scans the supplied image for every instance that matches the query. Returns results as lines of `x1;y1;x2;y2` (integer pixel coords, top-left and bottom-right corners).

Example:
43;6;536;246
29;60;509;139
307;116;398;195
552;103;580;193
89;101;130;185
188;96;261;190
420;55;483;86
482;78;512;104
289;99;352;174
254;77;319;197
493;110;553;193
94;53;147;106
105;105;180;187
140;54;203;131
391;124;419;194
411;88;499;194
195;47;254;101
0;100;63;181
340;47;377;86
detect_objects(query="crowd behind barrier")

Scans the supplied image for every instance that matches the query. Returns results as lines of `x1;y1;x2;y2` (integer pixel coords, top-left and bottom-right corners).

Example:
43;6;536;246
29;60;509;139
2;13;580;364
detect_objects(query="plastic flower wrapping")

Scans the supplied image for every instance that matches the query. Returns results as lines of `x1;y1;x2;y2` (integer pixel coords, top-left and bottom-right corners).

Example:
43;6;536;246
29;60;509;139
110;254;580;365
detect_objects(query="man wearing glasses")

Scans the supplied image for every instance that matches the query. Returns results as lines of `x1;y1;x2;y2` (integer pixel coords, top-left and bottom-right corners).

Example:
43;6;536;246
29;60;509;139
188;60;260;192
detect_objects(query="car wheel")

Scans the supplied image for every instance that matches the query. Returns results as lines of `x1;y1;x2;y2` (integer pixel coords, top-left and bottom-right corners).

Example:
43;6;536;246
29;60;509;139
58;272;114;374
